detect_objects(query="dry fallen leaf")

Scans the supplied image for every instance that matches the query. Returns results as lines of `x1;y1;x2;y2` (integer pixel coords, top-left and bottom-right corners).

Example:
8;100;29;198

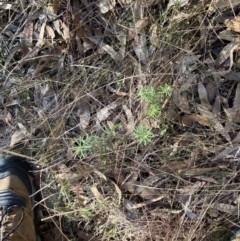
133;34;148;63
111;181;122;205
99;0;116;13
46;25;55;42
215;42;240;69
198;104;231;142
212;145;240;162
88;36;123;63
57;164;85;196
212;96;221;119
150;23;160;47
205;81;216;103
96;102;119;129
36;21;46;48
123;105;135;134
0;2;18;11
198;83;212;110
218;29;240;42
225;82;240;123
168;0;190;8
127;18;149;41
78;101;91;130
10;130;25;147
182;114;210;127
173;88;190;113
91;184;104;201
225;16;240;33
61;21;70;43
213;203;238;215
21;20;33;43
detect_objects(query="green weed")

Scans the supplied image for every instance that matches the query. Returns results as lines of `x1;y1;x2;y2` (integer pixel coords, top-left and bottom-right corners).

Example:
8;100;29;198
72;125;119;158
137;86;157;103
132;124;155;146
137;84;171;118
147;103;161;117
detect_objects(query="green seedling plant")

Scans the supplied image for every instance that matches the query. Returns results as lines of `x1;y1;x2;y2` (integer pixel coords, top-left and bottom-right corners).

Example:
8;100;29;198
137;84;172;118
72;125;119;158
133;124;155;146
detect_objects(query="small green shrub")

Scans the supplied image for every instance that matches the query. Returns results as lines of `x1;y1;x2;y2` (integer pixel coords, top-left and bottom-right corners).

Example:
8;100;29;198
72;125;119;158
133;124;155;146
137;84;171;118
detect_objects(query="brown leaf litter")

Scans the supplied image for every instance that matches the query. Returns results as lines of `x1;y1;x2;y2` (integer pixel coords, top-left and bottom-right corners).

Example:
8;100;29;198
2;0;240;240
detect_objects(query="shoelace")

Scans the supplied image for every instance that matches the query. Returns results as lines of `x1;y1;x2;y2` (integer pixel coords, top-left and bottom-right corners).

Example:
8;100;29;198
0;205;24;240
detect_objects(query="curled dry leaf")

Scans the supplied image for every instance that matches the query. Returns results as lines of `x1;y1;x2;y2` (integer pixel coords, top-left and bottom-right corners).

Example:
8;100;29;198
10;130;25;147
111;181;122;205
225;16;240;33
127;18;149;41
91;184;104;201
10;123;30;147
96;102;118;125
46;25;55;42
99;0;116;13
215;42;240;69
182;114;210;127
